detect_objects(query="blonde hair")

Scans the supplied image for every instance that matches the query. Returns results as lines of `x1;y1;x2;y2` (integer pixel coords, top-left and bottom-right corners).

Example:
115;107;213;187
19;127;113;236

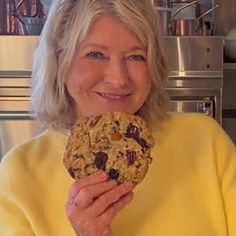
32;0;170;131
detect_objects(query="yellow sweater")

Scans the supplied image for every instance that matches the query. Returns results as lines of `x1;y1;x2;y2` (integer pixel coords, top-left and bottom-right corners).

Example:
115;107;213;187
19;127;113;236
0;113;235;236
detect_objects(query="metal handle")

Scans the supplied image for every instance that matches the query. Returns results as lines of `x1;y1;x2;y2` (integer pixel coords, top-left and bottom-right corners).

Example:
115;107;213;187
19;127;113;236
0;71;32;78
196;4;221;21
197;101;212;115
173;0;201;18
0;112;36;119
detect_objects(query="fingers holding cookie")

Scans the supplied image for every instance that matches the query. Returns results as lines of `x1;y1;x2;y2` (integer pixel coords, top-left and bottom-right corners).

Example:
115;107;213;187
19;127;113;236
65;172;134;236
67;171;108;206
64;112;152;236
96;190;134;227
85;181;134;217
73;179;118;211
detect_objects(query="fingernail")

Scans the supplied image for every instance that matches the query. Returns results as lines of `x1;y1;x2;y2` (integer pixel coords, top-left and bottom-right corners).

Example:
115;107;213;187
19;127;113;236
68;197;74;204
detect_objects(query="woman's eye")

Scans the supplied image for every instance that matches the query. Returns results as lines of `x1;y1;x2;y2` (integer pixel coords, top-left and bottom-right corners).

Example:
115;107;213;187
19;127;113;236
85;51;105;59
128;55;146;61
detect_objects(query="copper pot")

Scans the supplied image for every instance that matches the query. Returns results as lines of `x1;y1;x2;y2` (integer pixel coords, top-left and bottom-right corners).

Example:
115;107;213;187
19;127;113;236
0;0;18;35
171;3;220;36
171;19;199;36
13;0;45;35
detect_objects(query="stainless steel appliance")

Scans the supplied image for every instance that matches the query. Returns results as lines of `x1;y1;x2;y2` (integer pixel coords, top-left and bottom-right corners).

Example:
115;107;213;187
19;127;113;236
0;36;42;159
164;36;224;124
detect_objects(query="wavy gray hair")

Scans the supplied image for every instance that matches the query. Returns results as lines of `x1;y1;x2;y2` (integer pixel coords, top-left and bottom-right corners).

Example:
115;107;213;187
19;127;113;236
32;0;170;131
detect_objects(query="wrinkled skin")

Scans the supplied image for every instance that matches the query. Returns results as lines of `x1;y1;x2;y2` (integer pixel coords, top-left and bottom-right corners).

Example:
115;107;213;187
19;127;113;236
65;171;134;236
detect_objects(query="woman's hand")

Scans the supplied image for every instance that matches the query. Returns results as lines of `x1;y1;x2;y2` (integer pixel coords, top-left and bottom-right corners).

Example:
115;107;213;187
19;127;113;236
65;171;134;236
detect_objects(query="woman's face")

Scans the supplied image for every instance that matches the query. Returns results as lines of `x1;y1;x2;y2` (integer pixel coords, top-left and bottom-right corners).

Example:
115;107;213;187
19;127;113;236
65;15;151;118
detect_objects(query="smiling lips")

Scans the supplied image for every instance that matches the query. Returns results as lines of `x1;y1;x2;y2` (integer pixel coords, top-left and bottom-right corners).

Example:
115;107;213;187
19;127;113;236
96;92;130;100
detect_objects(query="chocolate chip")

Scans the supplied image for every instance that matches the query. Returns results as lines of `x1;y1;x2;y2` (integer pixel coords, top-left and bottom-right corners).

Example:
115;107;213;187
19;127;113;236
109;168;119;179
125;123;140;139
89;115;101;127
137;138;149;151
68;167;75;178
125;123;148;150
68;167;80;179
94;151;108;170
126;150;137;165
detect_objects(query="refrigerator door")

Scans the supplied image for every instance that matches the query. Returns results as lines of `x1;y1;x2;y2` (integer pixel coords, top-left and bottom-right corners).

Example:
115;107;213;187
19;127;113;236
0;36;38;71
0;97;42;160
0;36;41;159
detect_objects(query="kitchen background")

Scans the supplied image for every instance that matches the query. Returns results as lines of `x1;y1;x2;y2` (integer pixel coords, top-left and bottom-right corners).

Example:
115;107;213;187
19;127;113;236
0;0;235;159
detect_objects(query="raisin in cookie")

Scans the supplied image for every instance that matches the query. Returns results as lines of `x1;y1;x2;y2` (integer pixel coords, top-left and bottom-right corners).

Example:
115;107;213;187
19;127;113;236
64;112;154;184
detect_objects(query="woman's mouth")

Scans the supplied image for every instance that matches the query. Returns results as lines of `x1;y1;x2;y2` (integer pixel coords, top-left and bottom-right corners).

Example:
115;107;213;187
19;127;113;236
96;92;130;100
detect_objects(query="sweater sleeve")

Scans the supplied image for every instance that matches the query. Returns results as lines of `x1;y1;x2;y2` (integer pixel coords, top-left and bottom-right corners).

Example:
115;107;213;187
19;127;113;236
0;156;35;236
214;123;236;236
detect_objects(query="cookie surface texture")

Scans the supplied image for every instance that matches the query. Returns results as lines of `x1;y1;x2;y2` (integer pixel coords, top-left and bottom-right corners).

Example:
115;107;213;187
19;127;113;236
64;112;154;184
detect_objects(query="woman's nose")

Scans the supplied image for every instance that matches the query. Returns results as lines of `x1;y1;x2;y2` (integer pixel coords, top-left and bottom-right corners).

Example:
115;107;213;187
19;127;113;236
103;57;129;87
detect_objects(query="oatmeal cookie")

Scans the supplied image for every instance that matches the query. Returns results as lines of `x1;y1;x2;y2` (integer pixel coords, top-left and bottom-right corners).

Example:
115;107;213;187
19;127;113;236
64;112;154;184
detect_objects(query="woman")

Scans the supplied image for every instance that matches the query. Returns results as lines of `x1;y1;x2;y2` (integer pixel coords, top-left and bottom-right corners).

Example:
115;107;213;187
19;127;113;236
0;0;235;236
